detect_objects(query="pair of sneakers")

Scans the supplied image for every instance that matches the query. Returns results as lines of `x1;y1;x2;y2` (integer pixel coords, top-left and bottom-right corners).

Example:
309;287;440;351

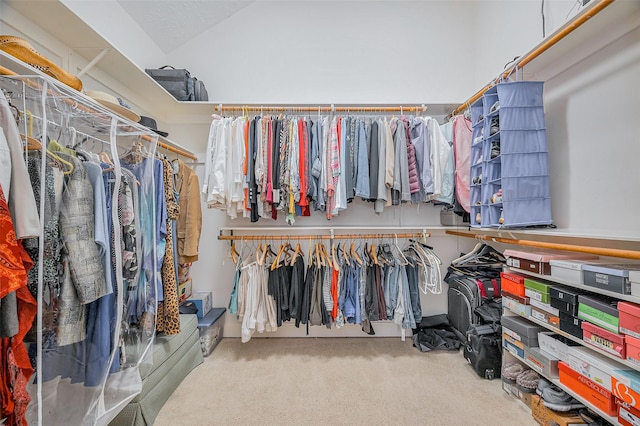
501;362;540;394
537;377;585;412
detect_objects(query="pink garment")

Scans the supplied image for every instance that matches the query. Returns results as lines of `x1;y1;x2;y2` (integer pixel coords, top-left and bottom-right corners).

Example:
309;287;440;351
405;120;420;194
453;116;472;212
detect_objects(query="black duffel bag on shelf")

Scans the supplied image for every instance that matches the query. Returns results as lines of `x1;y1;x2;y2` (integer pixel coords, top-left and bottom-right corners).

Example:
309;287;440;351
145;65;209;101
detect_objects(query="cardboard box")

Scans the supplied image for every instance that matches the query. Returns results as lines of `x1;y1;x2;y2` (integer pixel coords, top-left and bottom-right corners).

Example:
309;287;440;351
178;279;192;304
550;285;585;308
525;278;555;296
612;369;640;410
505;249;598;276
501;271;527;297
187;291;213;319
530;299;560;317
531;395;586;426
582;321;625;359
198;307;226;356
526;287;551;304
578;294;619;334
502;291;530;305
531;306;558;326
538;332;581;361
525;346;560;379
582;263;640;295
559;311;584;340
503;296;532;317
558;361;616;416
619;302;640;340
625;334;640;367
550;259;597;285
502;315;545;347
503;333;526;360
567;346;622;392
617;398;640;426
503;379;535;407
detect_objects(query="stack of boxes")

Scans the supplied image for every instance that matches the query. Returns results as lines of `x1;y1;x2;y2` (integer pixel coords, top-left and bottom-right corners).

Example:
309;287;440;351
501;248;640;423
524;278;559;327
185;291;226;357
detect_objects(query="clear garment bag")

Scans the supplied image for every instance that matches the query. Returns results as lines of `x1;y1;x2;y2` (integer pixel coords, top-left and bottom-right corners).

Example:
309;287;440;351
0;75;159;426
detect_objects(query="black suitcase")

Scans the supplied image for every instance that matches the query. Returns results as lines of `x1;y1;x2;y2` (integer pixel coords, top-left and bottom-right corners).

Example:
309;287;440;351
463;323;502;380
446;269;501;341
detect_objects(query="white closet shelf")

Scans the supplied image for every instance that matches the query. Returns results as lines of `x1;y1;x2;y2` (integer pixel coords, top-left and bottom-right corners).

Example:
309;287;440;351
0;51;197;160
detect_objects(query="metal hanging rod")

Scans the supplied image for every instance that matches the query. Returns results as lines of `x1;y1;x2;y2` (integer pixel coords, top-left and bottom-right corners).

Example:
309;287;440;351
218;232;429;241
448;0;615;119
446;230;640;261
214;104;428;114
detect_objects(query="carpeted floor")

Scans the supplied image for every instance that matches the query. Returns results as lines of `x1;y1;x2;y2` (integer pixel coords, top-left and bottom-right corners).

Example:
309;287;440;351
155;338;538;426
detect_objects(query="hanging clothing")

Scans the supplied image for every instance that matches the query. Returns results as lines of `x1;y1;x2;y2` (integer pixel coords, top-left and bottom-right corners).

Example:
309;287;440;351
0;185;35;426
452;115;472;213
157;159;181;335
0;91;39;239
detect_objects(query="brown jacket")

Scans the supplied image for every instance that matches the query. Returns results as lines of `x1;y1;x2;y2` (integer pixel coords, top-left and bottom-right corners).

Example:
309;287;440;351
174;159;202;263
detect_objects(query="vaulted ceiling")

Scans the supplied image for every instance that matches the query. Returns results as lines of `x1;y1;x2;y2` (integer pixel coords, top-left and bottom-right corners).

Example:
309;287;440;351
116;0;254;53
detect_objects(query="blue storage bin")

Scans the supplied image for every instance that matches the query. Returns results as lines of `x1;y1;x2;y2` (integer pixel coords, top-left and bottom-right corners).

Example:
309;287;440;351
501;130;548;154
470;187;482;205
488;205;503;227
501;152;549;178
497;81;544;108
470;205;482;227
486;163;501;182
483;87;498;107
499;106;546;131
481;205;492;227
502;176;550;200
471;99;484;127
502;197;552;227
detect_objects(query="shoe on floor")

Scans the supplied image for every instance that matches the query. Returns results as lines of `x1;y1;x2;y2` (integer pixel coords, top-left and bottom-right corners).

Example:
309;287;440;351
516;369;540;394
542;385;585;412
501;362;524;384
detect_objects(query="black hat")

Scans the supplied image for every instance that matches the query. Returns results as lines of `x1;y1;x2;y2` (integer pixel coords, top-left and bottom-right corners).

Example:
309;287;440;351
138;115;169;138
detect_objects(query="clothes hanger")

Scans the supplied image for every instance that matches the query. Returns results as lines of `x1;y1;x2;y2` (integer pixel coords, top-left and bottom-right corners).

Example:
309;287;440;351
331;242;340;270
393;234;409;266
256;242;264;265
230;241;239;264
351;241;363;266
22;110;74;175
370;241;379;265
290;241;302;266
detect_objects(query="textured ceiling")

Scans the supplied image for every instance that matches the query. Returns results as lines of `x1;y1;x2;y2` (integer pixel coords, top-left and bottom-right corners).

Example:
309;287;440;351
117;0;254;53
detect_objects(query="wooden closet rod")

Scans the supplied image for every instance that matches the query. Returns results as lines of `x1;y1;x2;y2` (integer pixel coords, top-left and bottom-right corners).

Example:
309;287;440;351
448;0;615;118
214;104;427;113
140;134;198;161
446;230;640;261
218;232;430;241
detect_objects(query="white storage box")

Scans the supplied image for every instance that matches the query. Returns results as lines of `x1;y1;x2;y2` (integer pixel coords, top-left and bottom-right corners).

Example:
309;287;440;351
550;259;602;285
567;346;628;392
538;332;580;361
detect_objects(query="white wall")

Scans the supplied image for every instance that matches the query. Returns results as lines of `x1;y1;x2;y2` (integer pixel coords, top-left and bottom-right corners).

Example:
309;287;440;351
166;1;476;104
544;24;640;237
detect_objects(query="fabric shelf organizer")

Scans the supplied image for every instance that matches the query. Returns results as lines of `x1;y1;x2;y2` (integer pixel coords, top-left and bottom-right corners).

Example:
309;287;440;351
470;81;552;228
